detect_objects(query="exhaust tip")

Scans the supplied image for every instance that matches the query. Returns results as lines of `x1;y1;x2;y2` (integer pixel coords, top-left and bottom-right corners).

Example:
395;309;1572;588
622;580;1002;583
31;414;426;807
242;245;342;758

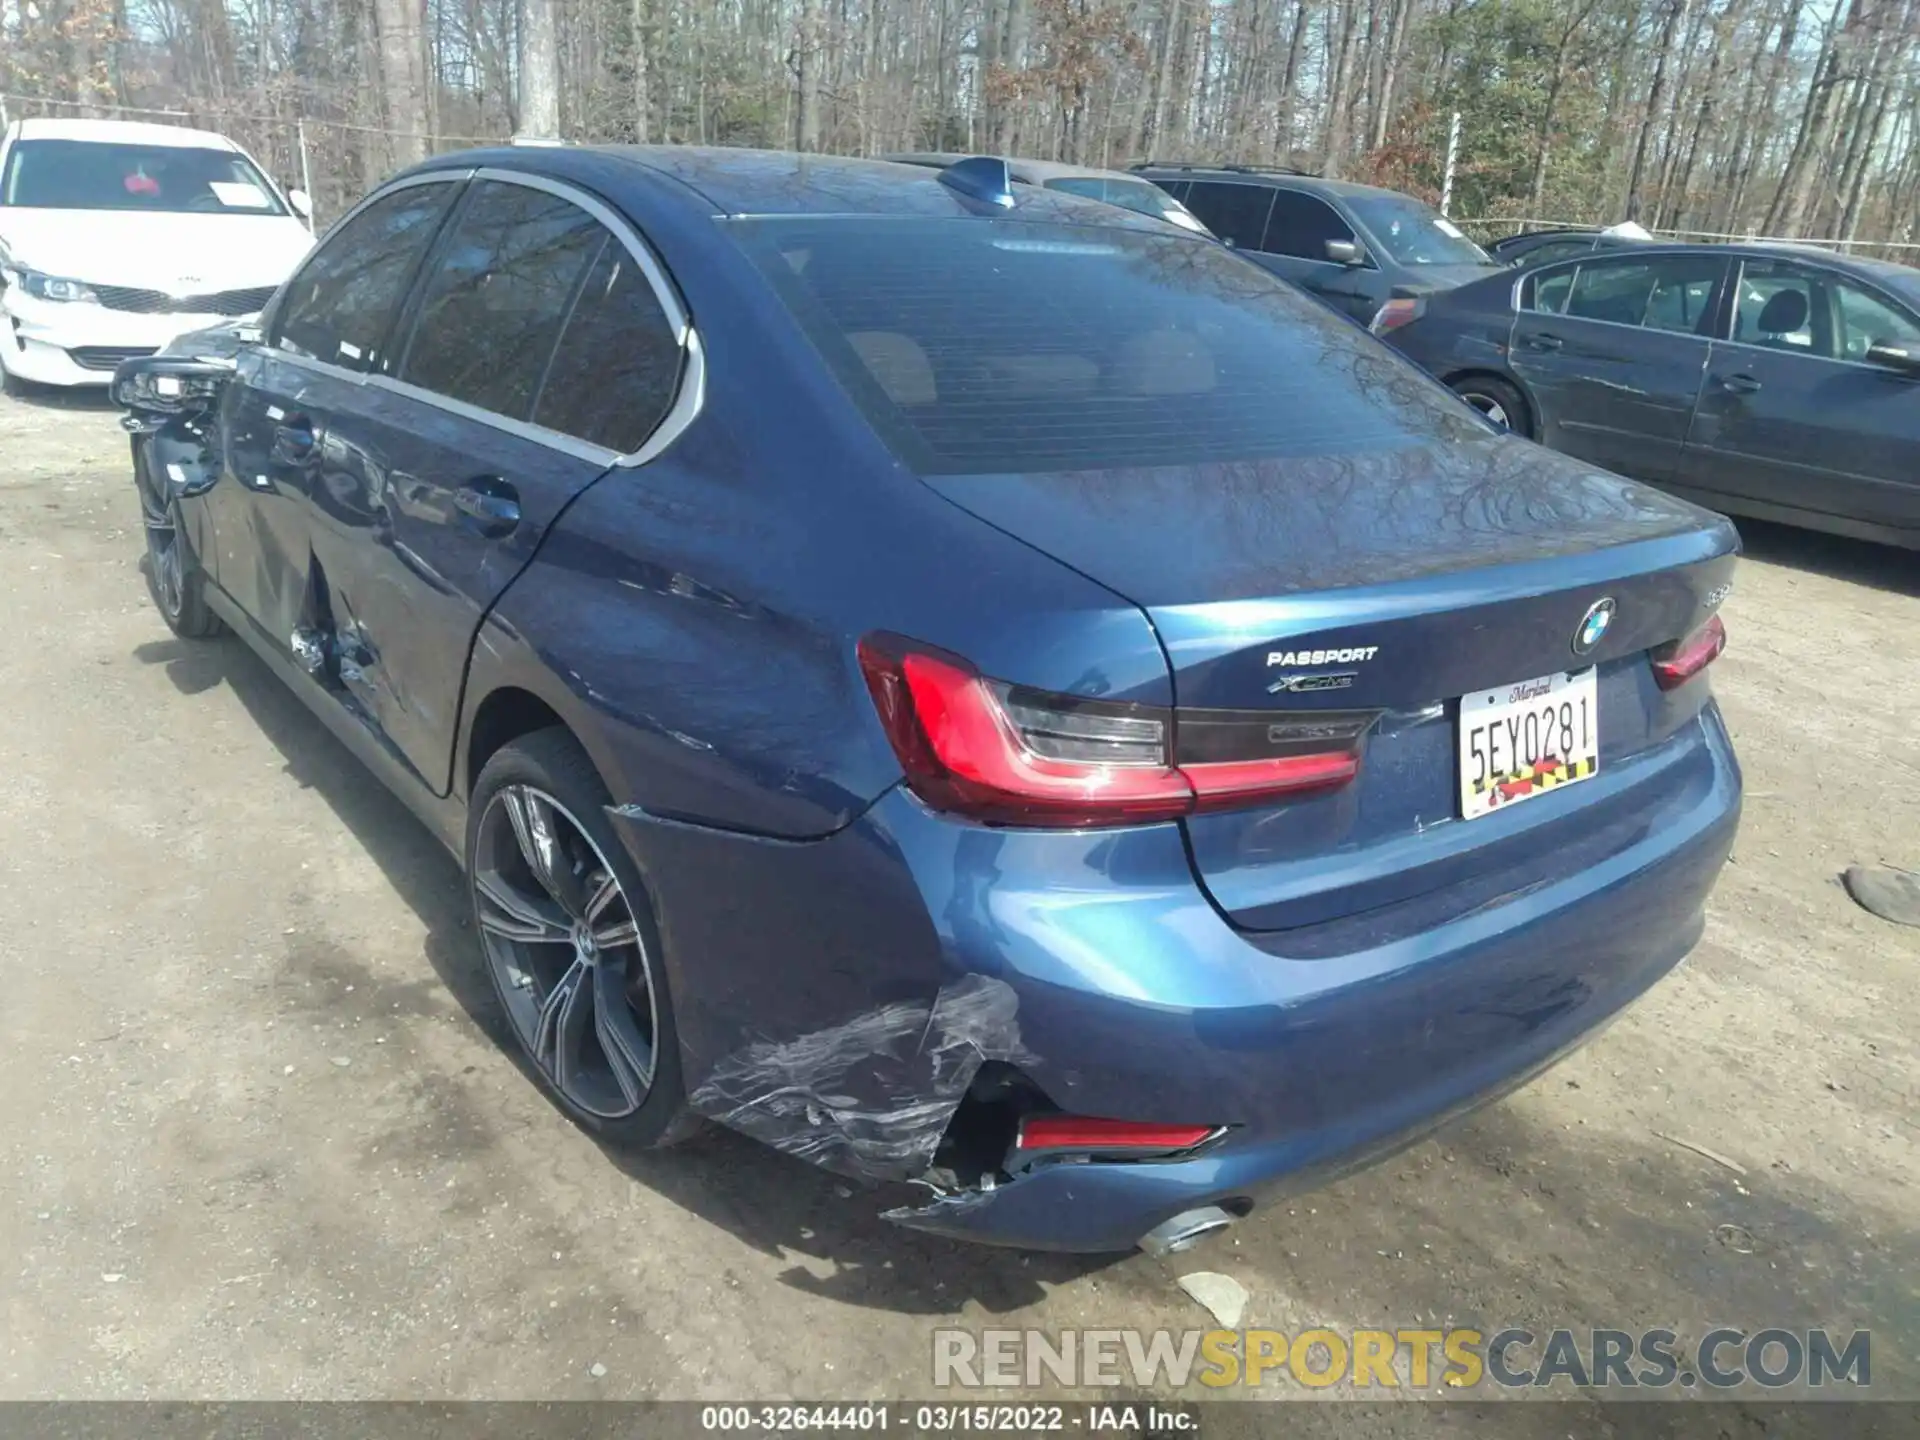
1139;1204;1236;1258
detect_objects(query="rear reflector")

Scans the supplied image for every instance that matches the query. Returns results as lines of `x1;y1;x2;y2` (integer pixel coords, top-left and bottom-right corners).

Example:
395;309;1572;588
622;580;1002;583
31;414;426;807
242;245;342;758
1015;1115;1218;1154
1651;614;1727;690
858;633;1373;828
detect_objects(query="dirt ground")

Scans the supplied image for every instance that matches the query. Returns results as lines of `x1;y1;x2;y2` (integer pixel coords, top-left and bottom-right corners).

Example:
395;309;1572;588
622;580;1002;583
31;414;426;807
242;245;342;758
0;385;1915;1415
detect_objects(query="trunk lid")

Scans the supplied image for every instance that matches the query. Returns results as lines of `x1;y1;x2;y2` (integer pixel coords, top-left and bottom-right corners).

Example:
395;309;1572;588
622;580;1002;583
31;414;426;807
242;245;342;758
923;435;1739;938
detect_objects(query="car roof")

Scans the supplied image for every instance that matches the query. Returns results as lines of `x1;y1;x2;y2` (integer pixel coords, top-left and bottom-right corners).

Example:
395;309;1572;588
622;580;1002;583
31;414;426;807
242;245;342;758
883;152;1158;186
413;145;1176;231
9;116;240;150
1130;165;1402;201
1515;238;1920;299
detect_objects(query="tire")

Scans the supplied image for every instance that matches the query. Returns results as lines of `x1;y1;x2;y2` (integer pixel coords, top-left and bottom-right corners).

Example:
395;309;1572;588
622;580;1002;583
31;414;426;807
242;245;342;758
1;360;36;400
466;728;695;1148
135;449;225;639
1451;375;1532;438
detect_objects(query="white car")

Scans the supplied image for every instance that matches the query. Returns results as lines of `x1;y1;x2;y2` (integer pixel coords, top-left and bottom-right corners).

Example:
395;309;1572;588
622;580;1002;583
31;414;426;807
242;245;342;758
0;118;315;387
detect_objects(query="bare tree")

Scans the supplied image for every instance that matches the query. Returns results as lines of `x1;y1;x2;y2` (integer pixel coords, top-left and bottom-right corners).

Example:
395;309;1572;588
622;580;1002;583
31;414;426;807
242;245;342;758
517;0;561;138
2;0;1916;249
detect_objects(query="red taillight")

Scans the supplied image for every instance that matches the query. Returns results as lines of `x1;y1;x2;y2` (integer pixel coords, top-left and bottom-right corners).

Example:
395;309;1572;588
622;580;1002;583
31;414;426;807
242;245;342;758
858;633;1370;828
1014;1115;1219;1155
1370;296;1424;335
1652;614;1727;690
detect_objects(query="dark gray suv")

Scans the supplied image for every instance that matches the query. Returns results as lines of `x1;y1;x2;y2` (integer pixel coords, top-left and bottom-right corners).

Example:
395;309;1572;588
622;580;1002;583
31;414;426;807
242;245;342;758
1133;165;1504;326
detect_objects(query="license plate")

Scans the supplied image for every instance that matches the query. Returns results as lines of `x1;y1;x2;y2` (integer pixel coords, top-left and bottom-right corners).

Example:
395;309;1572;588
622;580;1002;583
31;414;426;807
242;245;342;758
1458;668;1599;820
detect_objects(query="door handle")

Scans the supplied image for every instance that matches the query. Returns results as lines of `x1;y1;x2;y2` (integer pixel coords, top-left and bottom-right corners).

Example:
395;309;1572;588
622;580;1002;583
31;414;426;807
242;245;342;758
270;414;317;465
1719;373;1762;394
1522;332;1565;352
453;480;521;537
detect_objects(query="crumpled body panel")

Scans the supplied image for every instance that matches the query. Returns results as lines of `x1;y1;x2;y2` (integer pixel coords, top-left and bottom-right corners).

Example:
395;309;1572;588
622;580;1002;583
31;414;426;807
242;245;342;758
686;974;1030;1180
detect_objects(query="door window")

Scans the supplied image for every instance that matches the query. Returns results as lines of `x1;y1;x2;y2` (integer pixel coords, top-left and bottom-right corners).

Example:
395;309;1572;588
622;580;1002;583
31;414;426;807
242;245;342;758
1835;282;1920;361
1179;182;1275;250
534;240;685;452
1553;255;1726;333
1524;265;1577;314
1732;263;1920;363
1732;266;1822;354
1260;189;1356;261
273;181;456;373
397;180;604;420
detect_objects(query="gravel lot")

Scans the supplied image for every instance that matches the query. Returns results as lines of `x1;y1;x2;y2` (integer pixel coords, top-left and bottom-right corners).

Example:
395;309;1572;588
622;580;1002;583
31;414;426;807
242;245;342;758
1;387;1915;1414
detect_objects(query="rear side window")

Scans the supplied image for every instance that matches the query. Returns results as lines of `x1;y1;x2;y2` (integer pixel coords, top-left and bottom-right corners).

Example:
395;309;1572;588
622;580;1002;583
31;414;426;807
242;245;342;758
1179;182;1274;250
733;216;1488;476
1560;256;1726;333
274;182;455;373
535;241;684;451
398;180;602;419
1261;190;1355;261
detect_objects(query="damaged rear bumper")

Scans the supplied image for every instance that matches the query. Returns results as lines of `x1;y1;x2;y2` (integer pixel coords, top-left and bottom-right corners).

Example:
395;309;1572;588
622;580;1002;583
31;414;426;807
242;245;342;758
606;706;1739;1252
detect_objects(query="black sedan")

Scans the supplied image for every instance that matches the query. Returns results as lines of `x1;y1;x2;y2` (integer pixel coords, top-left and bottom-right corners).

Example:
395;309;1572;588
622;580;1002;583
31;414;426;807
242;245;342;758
1382;242;1920;550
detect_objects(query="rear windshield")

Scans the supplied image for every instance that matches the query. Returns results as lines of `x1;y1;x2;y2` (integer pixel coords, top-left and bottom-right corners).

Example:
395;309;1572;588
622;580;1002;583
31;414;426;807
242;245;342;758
1347;195;1494;269
0;139;287;215
730;217;1488;475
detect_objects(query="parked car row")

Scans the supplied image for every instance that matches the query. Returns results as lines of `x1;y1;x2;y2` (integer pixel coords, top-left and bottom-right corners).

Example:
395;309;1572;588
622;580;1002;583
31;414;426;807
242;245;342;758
1378;242;1920;550
104;144;1743;1253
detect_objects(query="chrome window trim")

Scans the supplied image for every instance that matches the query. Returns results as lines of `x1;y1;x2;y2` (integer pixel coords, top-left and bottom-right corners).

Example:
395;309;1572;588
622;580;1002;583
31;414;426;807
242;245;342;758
263;164;703;467
618;327;705;468
469;166;693;343
365;371;622;464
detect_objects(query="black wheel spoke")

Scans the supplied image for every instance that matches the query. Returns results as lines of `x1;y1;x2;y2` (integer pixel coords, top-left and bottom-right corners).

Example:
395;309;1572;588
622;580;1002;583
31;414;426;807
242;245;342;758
594;960;654;1105
592;916;640;948
474;868;571;943
533;955;592;1093
502;788;566;906
583;869;621;925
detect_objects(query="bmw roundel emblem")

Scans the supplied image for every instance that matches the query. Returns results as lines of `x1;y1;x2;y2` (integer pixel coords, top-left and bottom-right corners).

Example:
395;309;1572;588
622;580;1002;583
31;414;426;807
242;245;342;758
1573;598;1616;655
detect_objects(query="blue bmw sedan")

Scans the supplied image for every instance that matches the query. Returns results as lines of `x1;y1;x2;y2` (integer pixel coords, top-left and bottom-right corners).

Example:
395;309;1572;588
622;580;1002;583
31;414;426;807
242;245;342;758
112;147;1741;1254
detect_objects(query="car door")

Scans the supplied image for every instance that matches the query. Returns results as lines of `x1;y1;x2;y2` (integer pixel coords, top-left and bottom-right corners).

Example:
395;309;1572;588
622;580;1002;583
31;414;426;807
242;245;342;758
1256;187;1385;321
1680;257;1920;536
212;177;462;647
295;171;691;795
1507;251;1729;482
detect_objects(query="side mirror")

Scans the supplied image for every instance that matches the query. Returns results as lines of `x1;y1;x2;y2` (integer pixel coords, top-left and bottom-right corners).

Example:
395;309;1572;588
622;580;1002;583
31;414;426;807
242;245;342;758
1325;238;1366;266
287;188;313;221
1865;340;1920;377
111;356;236;432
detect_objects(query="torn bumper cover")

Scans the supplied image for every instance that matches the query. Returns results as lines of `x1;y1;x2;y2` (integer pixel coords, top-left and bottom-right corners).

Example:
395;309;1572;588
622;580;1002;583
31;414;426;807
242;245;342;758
686;973;1031;1179
611;711;1738;1253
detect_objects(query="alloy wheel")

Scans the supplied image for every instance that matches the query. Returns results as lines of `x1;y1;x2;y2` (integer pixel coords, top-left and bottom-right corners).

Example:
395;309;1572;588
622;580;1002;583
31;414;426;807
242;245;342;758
472;785;659;1119
1460;392;1511;429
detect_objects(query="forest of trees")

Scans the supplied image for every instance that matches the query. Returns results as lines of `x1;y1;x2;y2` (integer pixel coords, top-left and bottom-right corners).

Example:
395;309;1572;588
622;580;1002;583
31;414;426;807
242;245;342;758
2;0;1916;251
